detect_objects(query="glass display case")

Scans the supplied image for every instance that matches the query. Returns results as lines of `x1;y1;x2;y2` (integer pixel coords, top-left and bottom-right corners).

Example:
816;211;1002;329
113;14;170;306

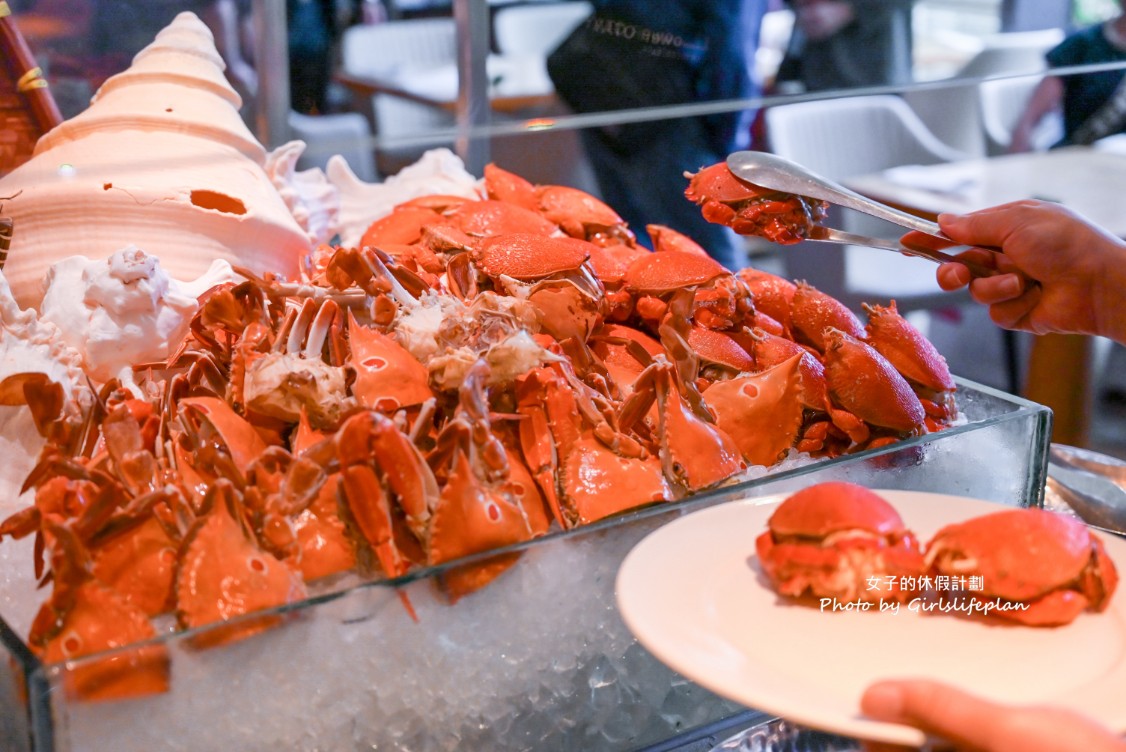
0;379;1050;752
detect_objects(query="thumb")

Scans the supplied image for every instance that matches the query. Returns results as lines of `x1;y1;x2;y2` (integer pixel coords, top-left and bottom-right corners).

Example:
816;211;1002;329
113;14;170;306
862;680;995;749
937;205;1024;249
861;680;1126;752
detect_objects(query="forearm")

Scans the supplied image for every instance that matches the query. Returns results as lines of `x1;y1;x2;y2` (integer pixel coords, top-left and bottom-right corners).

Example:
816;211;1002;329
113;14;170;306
1010;76;1062;151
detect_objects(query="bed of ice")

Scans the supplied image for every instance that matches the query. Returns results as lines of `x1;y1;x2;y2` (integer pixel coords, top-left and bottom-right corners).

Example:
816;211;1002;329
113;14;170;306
0;380;1047;752
47;523;745;752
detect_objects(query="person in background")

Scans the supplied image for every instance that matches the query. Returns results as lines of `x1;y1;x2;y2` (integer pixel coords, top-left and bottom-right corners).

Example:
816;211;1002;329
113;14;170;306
775;0;914;92
286;0;343;114
553;0;767;271
1009;2;1126;151
861;678;1126;751
208;0;359;116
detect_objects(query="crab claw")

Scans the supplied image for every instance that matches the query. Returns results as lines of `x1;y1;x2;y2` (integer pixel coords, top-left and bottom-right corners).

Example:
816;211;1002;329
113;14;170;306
863;300;957;424
822;327;926;438
428;449;533;601
31;521;170;701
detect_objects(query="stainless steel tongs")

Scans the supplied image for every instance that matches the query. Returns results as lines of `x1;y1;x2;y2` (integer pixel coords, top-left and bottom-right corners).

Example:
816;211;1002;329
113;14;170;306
725;151;1001;278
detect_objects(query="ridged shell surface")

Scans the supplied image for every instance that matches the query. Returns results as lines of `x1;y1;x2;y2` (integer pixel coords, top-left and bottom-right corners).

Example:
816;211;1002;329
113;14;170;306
0;12;308;308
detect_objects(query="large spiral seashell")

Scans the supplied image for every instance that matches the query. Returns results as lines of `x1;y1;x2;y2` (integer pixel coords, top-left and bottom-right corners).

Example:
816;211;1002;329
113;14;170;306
0;12;309;308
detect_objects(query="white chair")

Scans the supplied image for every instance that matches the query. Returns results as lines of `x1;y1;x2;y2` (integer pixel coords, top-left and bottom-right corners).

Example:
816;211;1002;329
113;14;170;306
338;19;458;173
493;1;592;57
763;94;1022;391
907;29;1062;156
340;18;458;79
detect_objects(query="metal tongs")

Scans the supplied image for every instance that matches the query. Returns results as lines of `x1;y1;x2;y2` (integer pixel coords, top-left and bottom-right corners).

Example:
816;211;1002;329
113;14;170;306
725;151;1001;279
1046;443;1126;535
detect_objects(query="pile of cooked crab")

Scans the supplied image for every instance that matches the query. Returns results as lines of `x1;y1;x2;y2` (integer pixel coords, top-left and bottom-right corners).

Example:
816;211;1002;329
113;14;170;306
0;162;960;699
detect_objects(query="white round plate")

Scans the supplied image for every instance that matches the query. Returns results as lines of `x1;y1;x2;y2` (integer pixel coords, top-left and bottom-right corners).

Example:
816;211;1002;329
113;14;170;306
615;490;1126;747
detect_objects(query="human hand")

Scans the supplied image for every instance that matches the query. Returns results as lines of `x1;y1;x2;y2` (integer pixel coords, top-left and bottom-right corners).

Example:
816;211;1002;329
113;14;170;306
860;679;1126;751
923;200;1126;343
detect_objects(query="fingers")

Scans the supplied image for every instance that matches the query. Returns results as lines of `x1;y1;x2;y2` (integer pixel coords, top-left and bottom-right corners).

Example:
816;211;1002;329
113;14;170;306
860;680;1126;752
937;206;1028;248
861;680;995;750
936;262;970;291
900;230;959;253
939;254;1030;303
968;273;1027;304
987;283;1043;332
935;246;1009;292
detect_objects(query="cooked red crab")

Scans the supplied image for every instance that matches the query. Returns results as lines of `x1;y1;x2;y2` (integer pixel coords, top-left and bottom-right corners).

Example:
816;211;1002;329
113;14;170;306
755;481;925;603
685;162;829;245
926;508;1119;626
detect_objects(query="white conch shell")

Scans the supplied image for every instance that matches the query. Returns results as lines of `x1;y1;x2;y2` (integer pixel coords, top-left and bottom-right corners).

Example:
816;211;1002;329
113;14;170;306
39;246;235;383
327;147;480;248
266;140;340;248
0;267;86;524
0;12;309;309
0;269;84;397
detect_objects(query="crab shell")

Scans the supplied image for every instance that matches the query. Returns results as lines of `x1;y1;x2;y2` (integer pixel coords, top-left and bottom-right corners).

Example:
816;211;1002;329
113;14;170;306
740;327;828;412
470;232;592;280
348;312;435;412
684;162;765;204
470;233;605;342
622;250;728;295
535;184;632;244
705;353;805;466
446;199;559;238
926;508;1119;626
37;579;171;701
359;204;442;247
483;163;539;211
755;482;925;603
585;243;650;286
647;224;710;257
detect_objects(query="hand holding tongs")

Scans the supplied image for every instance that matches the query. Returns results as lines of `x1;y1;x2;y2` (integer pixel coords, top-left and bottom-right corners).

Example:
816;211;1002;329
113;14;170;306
725;151;1002;279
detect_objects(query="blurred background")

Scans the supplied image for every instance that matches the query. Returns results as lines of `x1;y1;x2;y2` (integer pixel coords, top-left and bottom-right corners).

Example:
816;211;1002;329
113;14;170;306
4;0;1126;457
